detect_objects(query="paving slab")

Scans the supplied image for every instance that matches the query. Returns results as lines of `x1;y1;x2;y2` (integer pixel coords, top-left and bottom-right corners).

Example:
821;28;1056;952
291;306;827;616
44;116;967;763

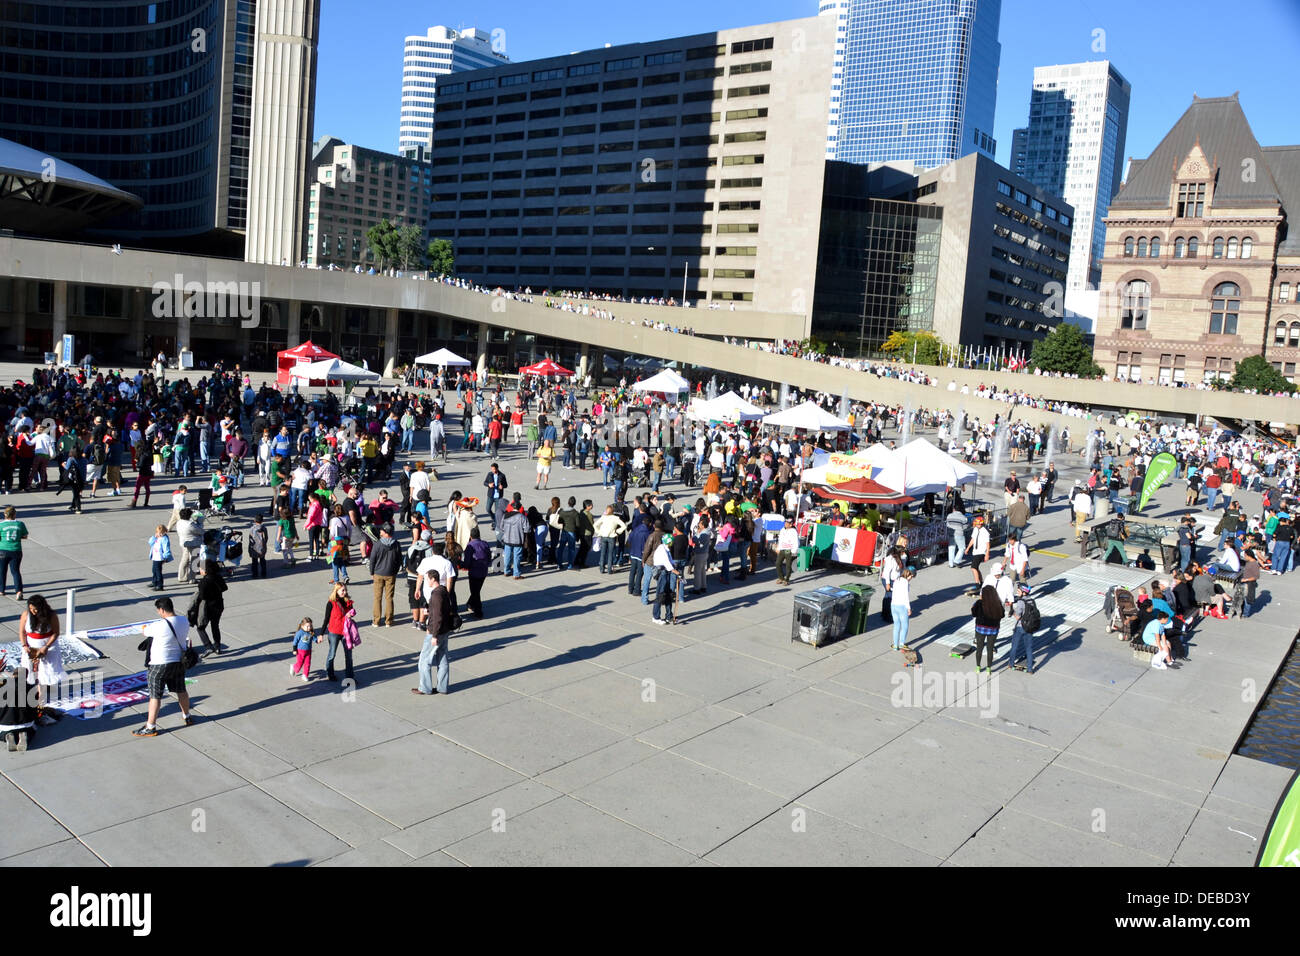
574;751;786;856
747;686;915;756
80;784;348;866
0;775;75;858
384;780;564;858
444;795;698;866
706;805;943;866
6;736;246;836
1172;805;1270;868
305;732;524;828
535;669;702;736
0;838;106;867
256;770;400;847
434;696;625;776
1007;763;1201;862
946;808;1167;867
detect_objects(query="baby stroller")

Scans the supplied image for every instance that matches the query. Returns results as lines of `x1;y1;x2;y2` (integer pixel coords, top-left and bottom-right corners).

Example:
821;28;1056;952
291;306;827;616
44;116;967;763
1104;585;1140;637
196;527;243;577
628;465;648;488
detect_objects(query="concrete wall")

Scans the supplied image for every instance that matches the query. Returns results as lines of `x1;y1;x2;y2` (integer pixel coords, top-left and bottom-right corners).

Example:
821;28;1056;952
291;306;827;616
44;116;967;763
4;235;1298;427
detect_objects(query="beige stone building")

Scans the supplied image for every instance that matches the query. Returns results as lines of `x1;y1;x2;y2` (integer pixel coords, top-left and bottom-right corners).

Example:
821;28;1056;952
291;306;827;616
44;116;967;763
1095;94;1300;385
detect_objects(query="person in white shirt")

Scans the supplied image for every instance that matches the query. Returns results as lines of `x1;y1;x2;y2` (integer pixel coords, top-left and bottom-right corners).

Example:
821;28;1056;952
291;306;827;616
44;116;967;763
416;543;457;608
1072;484;1094;542
131;597;195;737
1006;535;1030;581
775;517;800;585
890;567;913;650
409;462;432;504
650;535;679;625
964;516;991;590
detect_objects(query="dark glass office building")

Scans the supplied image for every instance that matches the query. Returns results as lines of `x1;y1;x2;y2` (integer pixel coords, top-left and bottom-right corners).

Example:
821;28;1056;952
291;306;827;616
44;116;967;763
0;0;252;242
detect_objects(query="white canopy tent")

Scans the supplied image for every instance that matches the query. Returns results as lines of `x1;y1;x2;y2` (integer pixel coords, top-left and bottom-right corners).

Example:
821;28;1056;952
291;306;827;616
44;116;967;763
691;390;765;422
761;400;852;432
289;358;380;384
895;438;978;493
413;347;471;367
631;368;690;393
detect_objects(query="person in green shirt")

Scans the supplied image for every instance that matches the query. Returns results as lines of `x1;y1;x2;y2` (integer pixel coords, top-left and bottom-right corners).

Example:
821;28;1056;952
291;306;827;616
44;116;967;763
0;505;28;600
267;454;287;518
276;506;298;565
861;504;882;532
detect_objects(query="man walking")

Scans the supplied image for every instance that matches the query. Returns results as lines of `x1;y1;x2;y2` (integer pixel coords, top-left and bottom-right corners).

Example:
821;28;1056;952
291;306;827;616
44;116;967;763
412;568;451;695
1072;482;1094;542
367;524;401;627
964;515;990;591
775;517;799;585
1007;492;1031;541
131;597;196;736
483;463;508;532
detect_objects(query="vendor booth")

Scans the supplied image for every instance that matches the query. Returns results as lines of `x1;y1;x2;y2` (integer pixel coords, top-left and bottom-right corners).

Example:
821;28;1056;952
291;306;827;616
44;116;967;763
277;341;339;386
414;348;471;368
631;368;690;395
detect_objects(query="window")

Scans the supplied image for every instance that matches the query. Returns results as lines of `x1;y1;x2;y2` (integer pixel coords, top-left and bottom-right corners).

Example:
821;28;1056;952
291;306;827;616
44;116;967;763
1174;237;1185;258
500;73;529;87
532;68;564;82
1227;237;1239;259
1014;189;1029;204
728;85;770;98
997;181;1013;197
567;62;600;77
1213;237;1225;258
645;51;684;66
606;56;641;72
1123;237;1134;257
1276;322;1287;345
1177;182;1206;218
730;37;773;54
687;44;726;59
1242;237;1253;259
1188;237;1199;258
1150;237;1161;257
1281;282;1291;303
1121;280;1149;330
1137;238;1148;258
725;108;767;121
1291;322;1300;348
730;61;771;75
1209;282;1240;335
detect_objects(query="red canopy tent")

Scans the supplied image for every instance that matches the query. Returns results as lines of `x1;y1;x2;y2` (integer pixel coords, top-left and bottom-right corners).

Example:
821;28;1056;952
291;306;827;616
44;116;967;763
277;341;339;385
519;358;574;377
810;476;913;506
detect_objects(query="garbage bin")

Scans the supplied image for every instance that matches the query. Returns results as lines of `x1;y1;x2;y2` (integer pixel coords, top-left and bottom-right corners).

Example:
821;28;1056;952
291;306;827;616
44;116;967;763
791;585;855;647
1095;495;1110;519
796;545;814;571
839;583;875;635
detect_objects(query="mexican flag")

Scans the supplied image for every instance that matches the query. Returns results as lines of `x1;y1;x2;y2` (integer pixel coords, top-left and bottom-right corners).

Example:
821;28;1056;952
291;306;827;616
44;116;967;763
832;527;876;566
810;523;836;556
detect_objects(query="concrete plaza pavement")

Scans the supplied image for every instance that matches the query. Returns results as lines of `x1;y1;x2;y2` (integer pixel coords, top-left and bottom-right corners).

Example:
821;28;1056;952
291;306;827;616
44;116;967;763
0;376;1295;866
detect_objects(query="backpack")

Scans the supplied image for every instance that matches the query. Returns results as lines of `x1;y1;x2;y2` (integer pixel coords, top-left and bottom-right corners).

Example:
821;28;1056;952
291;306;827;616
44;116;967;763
405;545;425;576
1020;598;1041;634
93;441;106;465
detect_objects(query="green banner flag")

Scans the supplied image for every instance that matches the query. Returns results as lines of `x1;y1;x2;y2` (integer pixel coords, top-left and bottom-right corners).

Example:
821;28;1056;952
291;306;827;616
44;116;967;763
1139;452;1177;511
1258;769;1300;867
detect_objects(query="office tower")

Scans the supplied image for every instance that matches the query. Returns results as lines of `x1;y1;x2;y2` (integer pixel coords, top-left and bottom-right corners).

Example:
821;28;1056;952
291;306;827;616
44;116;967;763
245;0;321;265
1015;61;1131;299
834;0;1001;168
0;0;316;254
819;0;850;159
399;26;510;157
306;137;433;270
425;16;835;313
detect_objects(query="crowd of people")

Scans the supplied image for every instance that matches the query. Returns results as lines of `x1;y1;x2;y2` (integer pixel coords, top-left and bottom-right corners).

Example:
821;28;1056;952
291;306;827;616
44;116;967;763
2;350;1298;747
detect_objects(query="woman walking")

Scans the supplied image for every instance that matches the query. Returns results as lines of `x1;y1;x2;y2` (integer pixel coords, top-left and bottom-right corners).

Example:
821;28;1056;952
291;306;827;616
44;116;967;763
319;582;357;683
690;513;713;593
192;560;228;656
130;436;155;507
971;577;1005;673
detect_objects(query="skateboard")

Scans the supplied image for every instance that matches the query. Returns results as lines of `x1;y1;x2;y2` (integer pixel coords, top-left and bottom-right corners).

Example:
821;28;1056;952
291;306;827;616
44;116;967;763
949;642;974;658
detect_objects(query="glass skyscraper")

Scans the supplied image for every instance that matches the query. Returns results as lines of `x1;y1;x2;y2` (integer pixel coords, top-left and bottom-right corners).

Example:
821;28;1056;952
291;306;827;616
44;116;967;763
834;0;1001;169
398;26;510;157
1011;61;1131;294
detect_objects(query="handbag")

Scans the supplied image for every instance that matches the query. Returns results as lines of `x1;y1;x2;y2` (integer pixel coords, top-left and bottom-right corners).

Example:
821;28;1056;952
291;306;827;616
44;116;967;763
163;618;200;670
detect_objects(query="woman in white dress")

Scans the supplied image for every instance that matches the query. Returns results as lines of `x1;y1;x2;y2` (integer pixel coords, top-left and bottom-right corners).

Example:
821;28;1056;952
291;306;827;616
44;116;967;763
19;594;67;708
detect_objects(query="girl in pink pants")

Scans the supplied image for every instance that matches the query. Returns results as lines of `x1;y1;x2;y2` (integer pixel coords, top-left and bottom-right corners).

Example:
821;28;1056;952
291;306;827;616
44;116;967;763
291;617;318;681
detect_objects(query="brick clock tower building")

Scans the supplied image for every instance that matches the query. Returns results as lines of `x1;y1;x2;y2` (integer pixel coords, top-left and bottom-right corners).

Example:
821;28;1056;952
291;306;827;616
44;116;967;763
1095;95;1300;386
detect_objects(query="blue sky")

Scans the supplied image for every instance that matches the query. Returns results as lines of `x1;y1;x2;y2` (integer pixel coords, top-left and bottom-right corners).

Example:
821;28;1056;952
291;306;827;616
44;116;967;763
316;0;1300;167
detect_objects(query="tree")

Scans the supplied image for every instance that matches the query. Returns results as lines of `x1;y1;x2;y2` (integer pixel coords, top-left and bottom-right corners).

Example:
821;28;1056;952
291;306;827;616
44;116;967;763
1028;323;1104;378
880;330;955;366
394;225;425;270
426;237;455;277
365;219;399;271
797;335;829;355
1229;354;1296;394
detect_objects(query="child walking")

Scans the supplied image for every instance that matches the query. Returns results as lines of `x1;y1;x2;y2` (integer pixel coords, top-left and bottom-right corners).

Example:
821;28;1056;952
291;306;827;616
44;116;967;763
147;525;172;590
276;506;298;566
248;514;269;578
291;616;317;681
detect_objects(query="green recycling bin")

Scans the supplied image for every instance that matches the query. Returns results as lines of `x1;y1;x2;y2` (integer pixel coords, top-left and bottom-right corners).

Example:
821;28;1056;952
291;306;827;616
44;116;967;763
839;583;874;635
796;545;814;571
